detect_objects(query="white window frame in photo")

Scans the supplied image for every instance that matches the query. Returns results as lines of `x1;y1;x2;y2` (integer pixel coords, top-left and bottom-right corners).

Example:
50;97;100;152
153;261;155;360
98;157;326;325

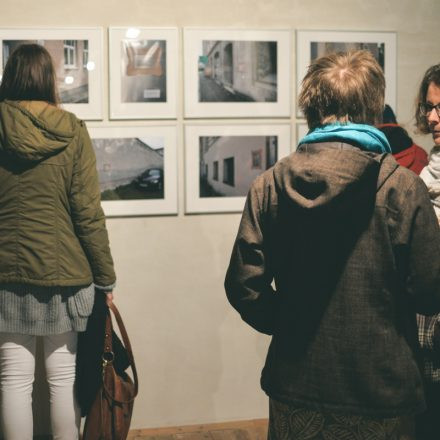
88;125;178;217
183;28;291;118
296;30;397;117
185;124;291;214
0;27;104;120
108;27;178;120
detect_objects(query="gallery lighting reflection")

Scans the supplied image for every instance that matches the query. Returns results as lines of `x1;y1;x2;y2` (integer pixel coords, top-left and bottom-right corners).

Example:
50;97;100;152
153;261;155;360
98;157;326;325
86;61;96;71
126;28;140;39
64;76;74;85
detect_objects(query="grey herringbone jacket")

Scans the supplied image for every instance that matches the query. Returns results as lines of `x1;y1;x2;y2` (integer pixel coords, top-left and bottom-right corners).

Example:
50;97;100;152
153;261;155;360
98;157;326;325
225;142;440;417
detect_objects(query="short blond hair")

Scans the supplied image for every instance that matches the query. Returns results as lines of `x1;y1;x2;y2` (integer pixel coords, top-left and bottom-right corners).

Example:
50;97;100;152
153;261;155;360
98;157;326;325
298;50;385;129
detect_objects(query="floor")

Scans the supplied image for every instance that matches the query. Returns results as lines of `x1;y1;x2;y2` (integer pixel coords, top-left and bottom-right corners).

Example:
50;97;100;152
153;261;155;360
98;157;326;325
127;419;268;440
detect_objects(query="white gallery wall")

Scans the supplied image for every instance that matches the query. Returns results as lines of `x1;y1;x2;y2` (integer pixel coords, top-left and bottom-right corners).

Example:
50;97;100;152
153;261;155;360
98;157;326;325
1;0;439;434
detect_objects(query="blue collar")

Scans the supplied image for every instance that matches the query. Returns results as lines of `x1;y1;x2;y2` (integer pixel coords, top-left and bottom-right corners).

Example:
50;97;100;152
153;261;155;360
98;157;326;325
299;123;391;154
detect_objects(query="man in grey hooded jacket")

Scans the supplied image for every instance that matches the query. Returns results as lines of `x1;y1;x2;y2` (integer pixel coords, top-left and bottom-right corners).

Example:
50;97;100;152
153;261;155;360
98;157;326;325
225;50;440;439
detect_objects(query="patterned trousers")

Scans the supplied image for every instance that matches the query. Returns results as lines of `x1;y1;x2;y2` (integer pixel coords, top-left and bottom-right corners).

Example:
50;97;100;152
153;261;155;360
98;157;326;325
268;399;415;440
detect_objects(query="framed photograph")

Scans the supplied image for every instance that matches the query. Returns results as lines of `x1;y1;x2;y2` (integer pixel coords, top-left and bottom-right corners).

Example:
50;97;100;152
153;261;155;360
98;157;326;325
88;126;178;217
296;122;309;146
108;27;178;119
185;124;291;213
183;28;291;118
0;27;103;120
296;30;397;115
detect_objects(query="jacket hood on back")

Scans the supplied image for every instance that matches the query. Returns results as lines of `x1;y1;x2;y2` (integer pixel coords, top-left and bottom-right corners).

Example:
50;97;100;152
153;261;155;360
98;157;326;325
273;142;398;217
0;100;76;162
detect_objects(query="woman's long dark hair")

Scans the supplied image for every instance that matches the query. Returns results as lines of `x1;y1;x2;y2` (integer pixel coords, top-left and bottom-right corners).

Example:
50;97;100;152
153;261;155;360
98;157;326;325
0;43;59;105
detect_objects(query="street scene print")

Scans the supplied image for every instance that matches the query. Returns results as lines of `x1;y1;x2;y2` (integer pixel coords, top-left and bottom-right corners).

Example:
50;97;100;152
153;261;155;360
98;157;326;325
198;40;277;103
199;135;277;197
121;39;167;103
93;136;164;201
310;41;385;70
3;40;90;103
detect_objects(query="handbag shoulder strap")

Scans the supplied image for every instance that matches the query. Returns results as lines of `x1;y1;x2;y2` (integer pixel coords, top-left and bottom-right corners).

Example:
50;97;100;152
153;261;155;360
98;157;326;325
106;299;139;397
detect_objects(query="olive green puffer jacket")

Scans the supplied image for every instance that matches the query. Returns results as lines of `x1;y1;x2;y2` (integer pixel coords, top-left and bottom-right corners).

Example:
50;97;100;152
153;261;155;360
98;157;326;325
0;100;116;287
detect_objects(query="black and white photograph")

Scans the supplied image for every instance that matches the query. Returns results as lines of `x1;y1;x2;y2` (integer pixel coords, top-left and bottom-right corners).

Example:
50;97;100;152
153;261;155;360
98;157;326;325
109;27;178;119
198;40;277;103
3;39;90;103
0;28;103;119
184;29;291;118
185;124;291;213
89;126;177;216
296;30;397;113
199;135;278;197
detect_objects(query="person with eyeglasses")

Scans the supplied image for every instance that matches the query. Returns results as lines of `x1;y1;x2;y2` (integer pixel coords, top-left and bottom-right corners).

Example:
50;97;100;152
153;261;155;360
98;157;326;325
416;63;440;222
414;63;440;440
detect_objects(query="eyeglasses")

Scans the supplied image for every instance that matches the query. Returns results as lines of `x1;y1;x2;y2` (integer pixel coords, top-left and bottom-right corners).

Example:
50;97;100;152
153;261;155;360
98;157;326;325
420;103;440;118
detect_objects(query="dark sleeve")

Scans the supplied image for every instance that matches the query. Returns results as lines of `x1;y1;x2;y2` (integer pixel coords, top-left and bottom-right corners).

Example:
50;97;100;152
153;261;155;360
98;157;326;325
403;178;440;314
69;122;116;287
224;182;278;335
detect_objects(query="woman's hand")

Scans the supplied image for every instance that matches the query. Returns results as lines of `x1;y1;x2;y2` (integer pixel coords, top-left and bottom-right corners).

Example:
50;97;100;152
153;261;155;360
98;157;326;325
105;291;114;302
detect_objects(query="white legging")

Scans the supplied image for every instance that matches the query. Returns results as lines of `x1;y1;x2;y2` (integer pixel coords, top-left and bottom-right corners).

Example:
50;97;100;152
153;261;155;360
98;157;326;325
0;332;80;440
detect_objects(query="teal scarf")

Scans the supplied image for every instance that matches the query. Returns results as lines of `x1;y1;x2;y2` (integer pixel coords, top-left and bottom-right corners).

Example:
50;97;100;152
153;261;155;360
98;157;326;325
298;123;391;154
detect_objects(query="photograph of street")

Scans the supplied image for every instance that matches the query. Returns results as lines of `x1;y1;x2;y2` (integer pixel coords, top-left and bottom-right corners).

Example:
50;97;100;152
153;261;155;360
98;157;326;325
92;136;165;201
3;39;90;103
121;39;167;103
310;41;385;69
198;40;277;102
199;135;277;197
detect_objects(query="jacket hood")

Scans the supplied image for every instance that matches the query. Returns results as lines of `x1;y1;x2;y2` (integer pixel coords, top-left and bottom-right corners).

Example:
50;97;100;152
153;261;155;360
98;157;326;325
273;142;398;217
0;100;77;162
377;123;413;154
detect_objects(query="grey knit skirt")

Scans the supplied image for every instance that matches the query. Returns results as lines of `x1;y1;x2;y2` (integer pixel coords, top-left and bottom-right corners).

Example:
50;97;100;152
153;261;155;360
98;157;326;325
0;283;95;335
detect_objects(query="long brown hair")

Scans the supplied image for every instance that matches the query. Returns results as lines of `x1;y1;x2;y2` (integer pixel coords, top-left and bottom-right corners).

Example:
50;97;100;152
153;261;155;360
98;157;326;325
0;43;59;104
299;50;385;129
414;63;440;134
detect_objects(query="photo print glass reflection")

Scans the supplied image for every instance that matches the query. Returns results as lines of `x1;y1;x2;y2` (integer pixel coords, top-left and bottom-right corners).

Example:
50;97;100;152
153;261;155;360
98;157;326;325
93;136;165;201
198;40;277;103
121;39;167;103
310;42;385;70
2;39;90;103
199;135;277;197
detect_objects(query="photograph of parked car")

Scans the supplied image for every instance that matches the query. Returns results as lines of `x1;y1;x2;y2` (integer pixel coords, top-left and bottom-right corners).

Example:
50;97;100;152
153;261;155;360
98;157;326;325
3;39;90;103
92;136;165;200
121;39;167;103
198;40;277;103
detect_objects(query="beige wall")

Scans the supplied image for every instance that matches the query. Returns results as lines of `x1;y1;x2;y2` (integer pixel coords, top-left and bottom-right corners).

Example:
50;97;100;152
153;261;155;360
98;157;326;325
1;0;439;434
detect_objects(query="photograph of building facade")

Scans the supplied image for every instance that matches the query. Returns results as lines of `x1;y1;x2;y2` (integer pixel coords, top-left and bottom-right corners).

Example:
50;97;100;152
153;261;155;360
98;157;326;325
199;135;277;197
198;40;277;102
3;39;90;103
311;42;385;69
121;39;167;103
93;137;164;200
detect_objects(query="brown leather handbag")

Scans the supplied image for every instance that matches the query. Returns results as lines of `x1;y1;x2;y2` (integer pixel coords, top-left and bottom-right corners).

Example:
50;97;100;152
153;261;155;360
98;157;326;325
82;299;139;440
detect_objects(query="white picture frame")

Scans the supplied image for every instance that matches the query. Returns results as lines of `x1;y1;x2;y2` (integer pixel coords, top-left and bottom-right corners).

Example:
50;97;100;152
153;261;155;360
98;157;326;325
108;27;178;119
296;30;397;115
88;125;178;217
185;124;291;213
296;122;309;146
0;27;103;120
184;28;291;118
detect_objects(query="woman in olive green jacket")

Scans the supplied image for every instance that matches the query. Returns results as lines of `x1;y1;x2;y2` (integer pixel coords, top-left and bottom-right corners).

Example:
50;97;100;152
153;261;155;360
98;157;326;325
0;44;116;439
